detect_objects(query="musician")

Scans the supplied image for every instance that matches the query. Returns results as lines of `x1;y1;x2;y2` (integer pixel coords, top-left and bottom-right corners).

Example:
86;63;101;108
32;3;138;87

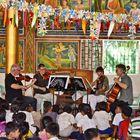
5;64;37;110
33;64;57;112
92;66;109;95
114;64;133;105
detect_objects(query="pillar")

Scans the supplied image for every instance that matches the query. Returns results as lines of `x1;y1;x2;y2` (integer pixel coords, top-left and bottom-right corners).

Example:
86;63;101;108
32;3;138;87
6;8;18;73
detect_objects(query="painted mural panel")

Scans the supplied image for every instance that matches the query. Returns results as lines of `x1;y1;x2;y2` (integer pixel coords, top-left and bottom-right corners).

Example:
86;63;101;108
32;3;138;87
92;0;140;13
36;41;79;69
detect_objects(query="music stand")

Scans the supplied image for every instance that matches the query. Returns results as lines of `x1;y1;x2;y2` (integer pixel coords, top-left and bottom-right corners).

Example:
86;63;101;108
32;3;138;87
71;77;87;115
47;75;70;104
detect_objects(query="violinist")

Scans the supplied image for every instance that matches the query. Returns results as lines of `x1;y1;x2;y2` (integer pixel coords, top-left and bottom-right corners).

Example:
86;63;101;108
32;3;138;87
33;64;57;112
5;64;37;111
92;66;109;95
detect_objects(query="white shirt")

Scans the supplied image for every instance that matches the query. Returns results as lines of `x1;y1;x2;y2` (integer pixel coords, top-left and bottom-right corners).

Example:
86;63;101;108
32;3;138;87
112;113;124;126
75;112;84;123
77;115;96;132
57;112;75;131
6;110;36;133
93;110;111;130
49;137;59;140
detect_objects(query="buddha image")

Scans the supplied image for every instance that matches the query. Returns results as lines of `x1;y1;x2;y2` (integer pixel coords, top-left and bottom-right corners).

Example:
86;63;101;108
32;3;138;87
75;0;84;10
60;0;70;9
44;0;58;8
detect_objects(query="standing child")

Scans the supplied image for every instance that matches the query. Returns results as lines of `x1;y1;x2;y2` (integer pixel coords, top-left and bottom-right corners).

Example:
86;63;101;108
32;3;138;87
93;101;113;138
112;101;126;138
118;105;132;140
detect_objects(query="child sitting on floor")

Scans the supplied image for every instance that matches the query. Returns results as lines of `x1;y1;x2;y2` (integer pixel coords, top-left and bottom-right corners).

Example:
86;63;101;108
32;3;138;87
45;122;60;140
75;103;85;124
39;116;53;140
70;104;96;140
57;105;76;137
0;122;20;140
93;101;113;138
84;128;100;140
43;101;58;123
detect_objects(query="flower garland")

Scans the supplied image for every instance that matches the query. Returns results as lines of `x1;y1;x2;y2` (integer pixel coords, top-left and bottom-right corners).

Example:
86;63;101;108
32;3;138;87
0;0;140;38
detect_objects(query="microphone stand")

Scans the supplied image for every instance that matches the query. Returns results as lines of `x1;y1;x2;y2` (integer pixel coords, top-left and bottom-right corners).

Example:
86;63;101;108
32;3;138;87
56;82;61;105
73;82;78;116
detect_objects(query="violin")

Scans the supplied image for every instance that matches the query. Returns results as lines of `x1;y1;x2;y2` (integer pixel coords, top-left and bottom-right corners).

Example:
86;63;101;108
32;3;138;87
16;74;32;82
96;75;105;85
43;71;52;80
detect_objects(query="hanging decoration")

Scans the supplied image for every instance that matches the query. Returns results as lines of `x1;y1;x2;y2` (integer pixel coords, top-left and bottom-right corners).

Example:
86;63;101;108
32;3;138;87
0;0;140;38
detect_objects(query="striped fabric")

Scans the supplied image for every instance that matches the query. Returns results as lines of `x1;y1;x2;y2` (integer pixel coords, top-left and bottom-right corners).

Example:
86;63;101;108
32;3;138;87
128;116;140;138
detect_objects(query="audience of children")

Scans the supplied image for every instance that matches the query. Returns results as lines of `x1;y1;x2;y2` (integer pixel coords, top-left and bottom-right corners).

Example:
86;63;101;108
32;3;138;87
0;94;139;140
6;99;36;134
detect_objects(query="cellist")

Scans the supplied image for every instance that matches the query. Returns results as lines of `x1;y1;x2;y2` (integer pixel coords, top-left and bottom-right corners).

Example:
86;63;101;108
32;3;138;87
114;64;133;105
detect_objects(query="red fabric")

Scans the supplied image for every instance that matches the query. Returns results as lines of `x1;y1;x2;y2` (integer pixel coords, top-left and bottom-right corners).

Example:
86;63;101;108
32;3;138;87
118;119;130;140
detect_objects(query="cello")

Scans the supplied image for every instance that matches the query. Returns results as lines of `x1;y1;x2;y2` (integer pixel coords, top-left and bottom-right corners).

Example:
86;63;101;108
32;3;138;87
107;66;130;112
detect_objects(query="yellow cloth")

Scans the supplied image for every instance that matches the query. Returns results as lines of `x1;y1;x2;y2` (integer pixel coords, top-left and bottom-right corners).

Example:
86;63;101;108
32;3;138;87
22;130;33;139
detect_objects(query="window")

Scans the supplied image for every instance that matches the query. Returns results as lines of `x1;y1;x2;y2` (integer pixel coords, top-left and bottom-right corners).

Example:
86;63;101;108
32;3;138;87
103;40;139;74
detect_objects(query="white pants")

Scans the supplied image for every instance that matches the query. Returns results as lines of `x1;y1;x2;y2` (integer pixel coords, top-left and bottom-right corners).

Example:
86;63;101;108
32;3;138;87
35;93;57;112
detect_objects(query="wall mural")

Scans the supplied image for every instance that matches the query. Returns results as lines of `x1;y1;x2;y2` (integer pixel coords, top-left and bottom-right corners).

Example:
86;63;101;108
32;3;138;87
36;40;80;69
92;0;140;13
